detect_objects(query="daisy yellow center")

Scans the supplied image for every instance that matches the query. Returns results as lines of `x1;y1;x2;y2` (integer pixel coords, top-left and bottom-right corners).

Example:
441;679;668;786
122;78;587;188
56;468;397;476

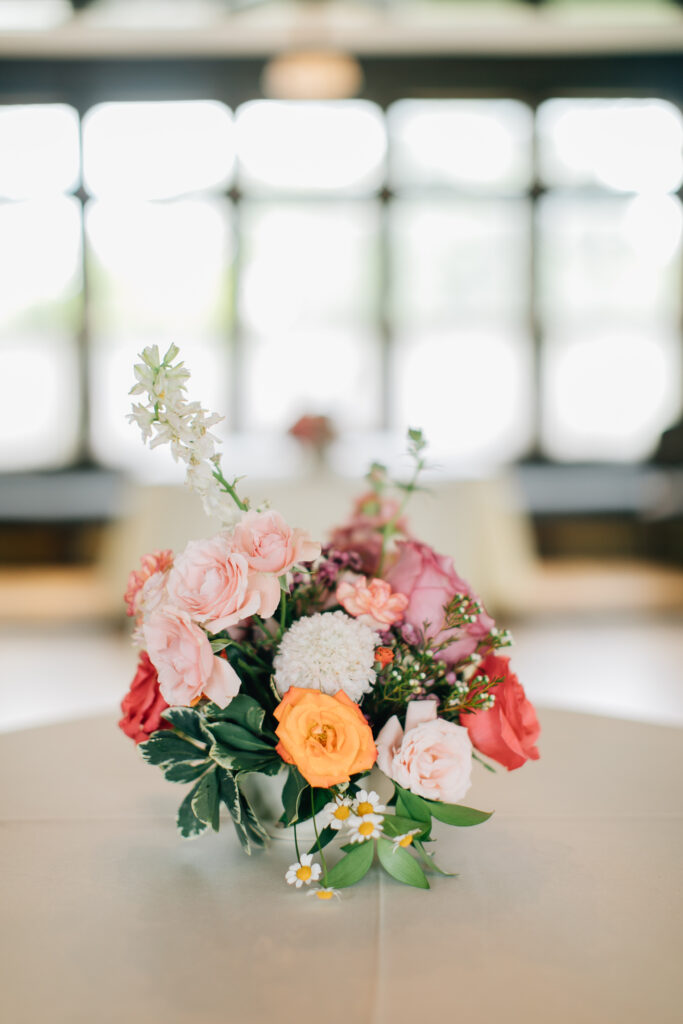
333;805;351;821
399;835;414;848
357;801;374;816
316;890;334;900
359;821;375;837
296;865;312;882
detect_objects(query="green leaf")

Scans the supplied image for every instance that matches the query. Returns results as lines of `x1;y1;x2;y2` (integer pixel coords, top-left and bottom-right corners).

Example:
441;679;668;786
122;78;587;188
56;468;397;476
380;814;429;839
376;838;429;889
217;768;241;822
205;694;269;737
306;825;337;857
163;761;210;784
208;721;274;753
280;767;310;827
209;638;232;654
177;780;209;839
239;791;269;849
160;708;211;746
394;784;432;835
324;840;375;889
140;731;204;767
424;801;493;827
191;768;220;832
413;839;456;877
210;742;281;775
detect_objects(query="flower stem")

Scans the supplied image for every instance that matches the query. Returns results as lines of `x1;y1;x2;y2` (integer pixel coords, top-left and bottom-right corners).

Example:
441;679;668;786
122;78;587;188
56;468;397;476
212;466;248;512
293;823;301;862
311;801;329;884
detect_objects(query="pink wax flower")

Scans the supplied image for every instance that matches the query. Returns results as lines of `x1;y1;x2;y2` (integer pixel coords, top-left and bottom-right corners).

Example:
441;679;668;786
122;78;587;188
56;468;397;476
119;651;170;745
386;540;495;665
464;654;540;771
124;549;174;617
232;509;321;576
167;533;279;633
336;575;408;629
375;701;473;804
143;606;241;708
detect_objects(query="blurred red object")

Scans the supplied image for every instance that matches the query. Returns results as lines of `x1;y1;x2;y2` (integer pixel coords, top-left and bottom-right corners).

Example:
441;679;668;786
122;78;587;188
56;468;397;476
288;414;336;448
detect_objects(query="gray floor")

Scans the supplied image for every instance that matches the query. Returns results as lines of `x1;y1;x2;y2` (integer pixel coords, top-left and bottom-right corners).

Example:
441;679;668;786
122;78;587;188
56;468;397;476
1;615;682;733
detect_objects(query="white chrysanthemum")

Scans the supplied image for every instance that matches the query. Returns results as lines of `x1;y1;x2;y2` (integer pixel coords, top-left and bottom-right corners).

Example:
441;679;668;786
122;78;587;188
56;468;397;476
285;854;322;888
320;796;354;831
274;611;378;702
347;813;384;843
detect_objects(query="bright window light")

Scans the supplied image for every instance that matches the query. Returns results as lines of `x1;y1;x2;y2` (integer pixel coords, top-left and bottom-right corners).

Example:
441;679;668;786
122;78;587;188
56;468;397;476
389;100;533;194
240;202;379;334
0;104;80;199
0;337;79;470
236;101;386;195
393;328;533;465
0;1;70;30
82;101;234;199
0;198;82;329
543;330;681;461
538;98;683;193
86;198;232;335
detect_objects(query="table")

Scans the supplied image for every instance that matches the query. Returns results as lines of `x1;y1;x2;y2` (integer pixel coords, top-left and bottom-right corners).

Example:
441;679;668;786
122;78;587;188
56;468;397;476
1;708;681;1024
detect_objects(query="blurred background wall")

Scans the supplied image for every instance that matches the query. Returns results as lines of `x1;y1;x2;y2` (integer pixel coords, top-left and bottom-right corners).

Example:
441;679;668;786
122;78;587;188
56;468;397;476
1;0;682;730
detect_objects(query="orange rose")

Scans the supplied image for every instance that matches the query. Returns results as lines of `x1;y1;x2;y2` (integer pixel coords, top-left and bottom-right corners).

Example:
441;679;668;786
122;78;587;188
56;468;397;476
274;686;377;789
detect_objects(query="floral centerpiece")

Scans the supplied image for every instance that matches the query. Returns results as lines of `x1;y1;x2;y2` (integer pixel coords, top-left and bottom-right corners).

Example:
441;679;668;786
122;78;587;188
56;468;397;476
120;345;540;898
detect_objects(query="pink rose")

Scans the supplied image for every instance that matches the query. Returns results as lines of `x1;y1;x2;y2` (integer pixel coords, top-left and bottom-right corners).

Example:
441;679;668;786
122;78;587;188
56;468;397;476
386;540;495;665
124;549;174;617
464;654;540;771
376;701;473;804
143;607;241;708
167;534;279;633
336;575;408;629
119;651;170;744
328;495;409;576
232;510;321;575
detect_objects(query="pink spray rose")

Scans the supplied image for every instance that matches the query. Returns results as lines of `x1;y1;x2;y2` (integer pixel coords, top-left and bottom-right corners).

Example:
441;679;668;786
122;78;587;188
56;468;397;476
232;509;321;575
118;651;169;744
386;540;495;665
464;654;540;771
375;700;473;804
336;575;408;629
167;533;278;633
124;549;174;617
143;606;241;708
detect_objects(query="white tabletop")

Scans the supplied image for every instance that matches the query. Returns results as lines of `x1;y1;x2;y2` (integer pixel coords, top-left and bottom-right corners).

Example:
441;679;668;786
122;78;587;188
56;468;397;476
1;707;681;1024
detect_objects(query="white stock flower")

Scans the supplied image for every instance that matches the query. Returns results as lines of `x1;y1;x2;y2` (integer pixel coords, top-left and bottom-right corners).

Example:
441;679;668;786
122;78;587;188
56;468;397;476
273;611;378;702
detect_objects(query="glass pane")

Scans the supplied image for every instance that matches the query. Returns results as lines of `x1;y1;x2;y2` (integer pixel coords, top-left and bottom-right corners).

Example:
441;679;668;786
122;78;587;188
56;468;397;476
0;197;82;332
89;338;230;475
240;202;379;333
538;98;683;193
393;328;533;464
542;329;681;461
389;99;533;193
236;101;386;195
0;104;80;199
390;198;529;325
86;198;233;336
242;330;381;432
538;194;682;322
0;336;79;470
82;101;234;199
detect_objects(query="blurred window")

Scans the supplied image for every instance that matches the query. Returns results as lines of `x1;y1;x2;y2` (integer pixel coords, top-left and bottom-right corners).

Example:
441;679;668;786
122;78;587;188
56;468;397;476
1;93;681;472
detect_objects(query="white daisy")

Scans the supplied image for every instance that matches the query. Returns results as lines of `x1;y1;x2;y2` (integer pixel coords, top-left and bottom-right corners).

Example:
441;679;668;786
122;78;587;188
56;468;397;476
273;611;378;702
320;796;354;831
285;854;322;888
392;830;420;851
308;887;341;902
353;789;385;817
347;813;384;843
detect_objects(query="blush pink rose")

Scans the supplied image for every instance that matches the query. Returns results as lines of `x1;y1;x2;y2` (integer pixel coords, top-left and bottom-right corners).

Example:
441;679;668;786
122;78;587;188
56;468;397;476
336;575;408;629
375;700;473;804
124;549;174;617
386;540;495;665
167;534;277;633
143;607;241;708
232;510;321;575
464;654;540;771
119;651;170;745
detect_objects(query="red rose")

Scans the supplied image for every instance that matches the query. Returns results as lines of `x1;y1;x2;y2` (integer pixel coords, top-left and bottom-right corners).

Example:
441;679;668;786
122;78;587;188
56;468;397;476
464;654;540;770
119;651;170;745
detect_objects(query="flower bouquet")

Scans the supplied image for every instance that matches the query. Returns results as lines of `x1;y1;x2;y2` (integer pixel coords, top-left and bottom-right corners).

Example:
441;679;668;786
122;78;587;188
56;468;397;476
120;345;540;899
